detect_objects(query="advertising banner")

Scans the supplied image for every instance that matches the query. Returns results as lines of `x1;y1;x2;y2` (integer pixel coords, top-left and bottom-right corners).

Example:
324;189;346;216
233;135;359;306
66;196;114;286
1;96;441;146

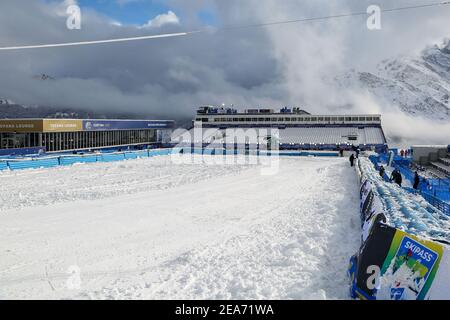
0;120;43;132
83;120;174;131
378;230;444;300
350;163;450;300
43;119;83;132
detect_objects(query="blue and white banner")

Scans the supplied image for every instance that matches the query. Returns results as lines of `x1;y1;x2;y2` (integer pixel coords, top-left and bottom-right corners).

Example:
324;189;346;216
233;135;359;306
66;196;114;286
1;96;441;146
83;120;174;131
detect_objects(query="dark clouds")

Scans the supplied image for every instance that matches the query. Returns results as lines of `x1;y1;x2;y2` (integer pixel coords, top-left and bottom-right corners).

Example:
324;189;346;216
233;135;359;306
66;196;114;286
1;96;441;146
0;0;449;144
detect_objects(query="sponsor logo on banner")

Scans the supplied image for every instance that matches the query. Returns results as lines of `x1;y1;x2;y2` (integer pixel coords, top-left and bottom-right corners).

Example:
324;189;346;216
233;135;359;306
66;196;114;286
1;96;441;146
380;232;443;300
390;287;405;300
0;120;43;132
43;120;83;132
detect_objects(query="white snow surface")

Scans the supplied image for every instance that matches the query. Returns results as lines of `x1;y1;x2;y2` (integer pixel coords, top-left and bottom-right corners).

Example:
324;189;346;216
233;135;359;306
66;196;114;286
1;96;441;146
0;155;360;300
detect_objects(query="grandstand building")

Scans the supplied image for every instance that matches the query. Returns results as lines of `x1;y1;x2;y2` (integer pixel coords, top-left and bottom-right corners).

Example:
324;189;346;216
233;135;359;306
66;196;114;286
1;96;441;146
179;106;388;152
0;119;175;153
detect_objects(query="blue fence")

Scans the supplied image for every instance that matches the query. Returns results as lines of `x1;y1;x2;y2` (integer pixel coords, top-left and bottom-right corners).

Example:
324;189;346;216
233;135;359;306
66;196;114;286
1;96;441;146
0;149;171;172
6;157;60;170
0;161;8;171
0;147;340;172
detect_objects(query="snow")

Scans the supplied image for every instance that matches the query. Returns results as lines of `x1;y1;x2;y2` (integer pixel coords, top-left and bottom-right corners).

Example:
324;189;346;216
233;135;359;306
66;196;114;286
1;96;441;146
359;158;450;242
383;165;413;188
0;155;360;300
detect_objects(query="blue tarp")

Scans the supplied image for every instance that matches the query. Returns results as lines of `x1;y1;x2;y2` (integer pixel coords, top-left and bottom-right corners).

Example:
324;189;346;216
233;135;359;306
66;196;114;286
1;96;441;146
0;161;8;171
100;153;126;162
124;151;149;159
7;158;60;170
1;147;342;171
59;155;99;166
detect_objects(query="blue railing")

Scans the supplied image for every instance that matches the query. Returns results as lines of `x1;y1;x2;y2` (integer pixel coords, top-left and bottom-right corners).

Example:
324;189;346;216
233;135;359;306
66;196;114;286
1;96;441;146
0;148;173;172
0;147;340;172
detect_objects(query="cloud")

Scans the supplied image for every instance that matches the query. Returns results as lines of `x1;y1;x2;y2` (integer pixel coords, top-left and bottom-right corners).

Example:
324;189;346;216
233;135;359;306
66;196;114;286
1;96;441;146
0;0;449;145
142;10;180;28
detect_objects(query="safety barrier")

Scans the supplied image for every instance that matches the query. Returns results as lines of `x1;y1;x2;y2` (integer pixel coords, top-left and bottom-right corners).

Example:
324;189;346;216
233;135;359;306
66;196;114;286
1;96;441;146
59;154;99;166
0;149;172;171
0;147;340;172
348;158;450;300
100;153;126;163
6;157;60;170
0;161;8;171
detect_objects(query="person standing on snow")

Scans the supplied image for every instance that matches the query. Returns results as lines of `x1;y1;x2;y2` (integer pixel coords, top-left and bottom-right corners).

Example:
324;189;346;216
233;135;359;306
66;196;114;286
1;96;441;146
349;154;355;167
391;169;402;187
413;171;420;190
396;171;403;187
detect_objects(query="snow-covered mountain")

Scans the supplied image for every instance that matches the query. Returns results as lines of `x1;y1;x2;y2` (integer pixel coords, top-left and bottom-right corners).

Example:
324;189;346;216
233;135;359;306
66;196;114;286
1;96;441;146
0;98;15;105
340;40;450;121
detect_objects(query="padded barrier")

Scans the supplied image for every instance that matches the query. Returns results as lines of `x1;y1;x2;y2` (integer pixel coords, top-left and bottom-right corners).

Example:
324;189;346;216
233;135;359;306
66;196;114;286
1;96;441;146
148;149;172;157
0;147;341;171
0;148;173;171
348;158;450;300
59;155;99;166
124;151;149;160
0;161;8;171
6;157;60;170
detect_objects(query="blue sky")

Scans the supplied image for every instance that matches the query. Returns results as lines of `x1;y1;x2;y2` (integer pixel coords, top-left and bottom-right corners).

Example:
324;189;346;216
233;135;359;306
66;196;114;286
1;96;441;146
76;0;216;26
77;0;170;25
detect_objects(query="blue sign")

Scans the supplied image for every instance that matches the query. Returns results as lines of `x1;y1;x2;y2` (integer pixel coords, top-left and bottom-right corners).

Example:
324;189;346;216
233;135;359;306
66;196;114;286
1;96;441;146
390;287;405;300
391;236;439;299
83;120;174;131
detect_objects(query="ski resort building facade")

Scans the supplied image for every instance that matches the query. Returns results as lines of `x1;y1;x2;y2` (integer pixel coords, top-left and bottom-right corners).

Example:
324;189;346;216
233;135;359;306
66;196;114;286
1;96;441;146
0;119;175;154
175;106;388;152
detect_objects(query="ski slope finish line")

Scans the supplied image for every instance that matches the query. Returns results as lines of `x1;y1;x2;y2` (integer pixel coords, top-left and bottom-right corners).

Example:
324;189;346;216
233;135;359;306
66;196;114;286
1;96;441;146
0;155;360;300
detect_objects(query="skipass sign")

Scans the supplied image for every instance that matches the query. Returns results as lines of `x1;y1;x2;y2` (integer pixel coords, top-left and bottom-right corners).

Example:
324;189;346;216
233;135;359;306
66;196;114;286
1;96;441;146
379;231;443;300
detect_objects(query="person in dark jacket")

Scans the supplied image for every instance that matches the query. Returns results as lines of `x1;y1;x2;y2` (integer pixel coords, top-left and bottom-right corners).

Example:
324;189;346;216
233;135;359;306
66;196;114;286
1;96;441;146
379;165;385;178
413;172;420;190
390;169;402;187
349;154;355;167
390;169;397;182
396;171;403;187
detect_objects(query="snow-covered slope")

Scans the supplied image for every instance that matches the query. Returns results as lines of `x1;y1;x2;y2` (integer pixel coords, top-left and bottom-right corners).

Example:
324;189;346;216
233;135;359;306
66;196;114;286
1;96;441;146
0;155;360;300
341;40;450;121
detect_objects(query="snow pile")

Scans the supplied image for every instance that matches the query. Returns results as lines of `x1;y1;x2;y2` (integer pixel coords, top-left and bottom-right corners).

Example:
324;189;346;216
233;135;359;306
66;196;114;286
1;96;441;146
0;155;360;300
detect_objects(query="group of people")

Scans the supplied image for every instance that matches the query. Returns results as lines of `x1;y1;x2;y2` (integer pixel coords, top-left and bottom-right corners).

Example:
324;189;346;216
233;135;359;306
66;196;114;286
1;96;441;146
379;165;422;190
399;149;410;157
347;148;424;191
